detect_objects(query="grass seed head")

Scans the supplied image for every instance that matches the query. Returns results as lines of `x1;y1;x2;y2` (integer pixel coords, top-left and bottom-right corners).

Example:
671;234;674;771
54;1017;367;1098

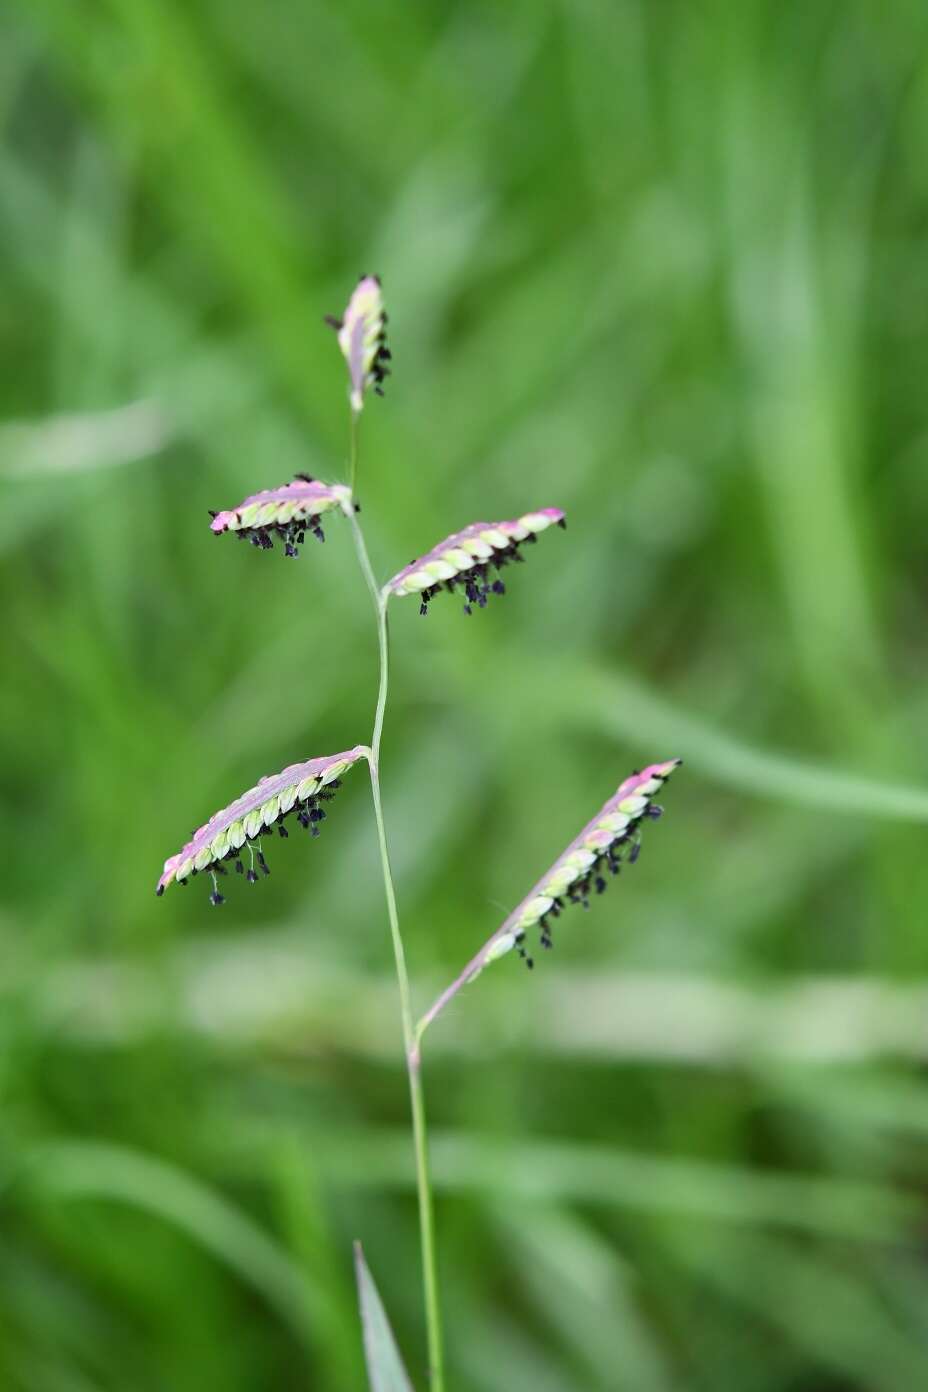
325;274;390;412
209;477;352;556
479;759;681;972
386;508;566;615
156;746;367;902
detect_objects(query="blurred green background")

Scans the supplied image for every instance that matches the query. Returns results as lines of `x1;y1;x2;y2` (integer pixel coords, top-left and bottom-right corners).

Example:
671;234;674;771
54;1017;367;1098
4;1;928;1388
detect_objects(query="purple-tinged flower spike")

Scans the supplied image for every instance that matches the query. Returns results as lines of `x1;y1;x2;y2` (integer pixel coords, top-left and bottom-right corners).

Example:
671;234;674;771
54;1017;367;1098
482;760;681;968
208;476;353;557
156;746;368;903
324;275;390;412
385;509;566;616
417;760;681;1036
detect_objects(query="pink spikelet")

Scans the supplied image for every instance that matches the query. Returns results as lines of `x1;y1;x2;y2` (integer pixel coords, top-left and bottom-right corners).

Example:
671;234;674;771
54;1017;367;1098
209;477;352;557
491;759;681;967
324;275;391;411
387;509;566;616
156;747;368;904
418;761;682;1034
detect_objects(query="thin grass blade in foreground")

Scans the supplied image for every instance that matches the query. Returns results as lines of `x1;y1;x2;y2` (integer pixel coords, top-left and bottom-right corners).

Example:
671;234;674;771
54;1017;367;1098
156;746;368;902
209;476;352;556
386;509;566;616
354;1242;416;1391
418;760;680;1036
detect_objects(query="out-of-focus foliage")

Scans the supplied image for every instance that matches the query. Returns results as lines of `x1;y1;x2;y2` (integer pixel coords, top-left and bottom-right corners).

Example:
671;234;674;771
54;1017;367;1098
3;1;928;1388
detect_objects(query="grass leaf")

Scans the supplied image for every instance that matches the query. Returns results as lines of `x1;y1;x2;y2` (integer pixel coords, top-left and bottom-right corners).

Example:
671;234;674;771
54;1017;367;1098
354;1243;415;1392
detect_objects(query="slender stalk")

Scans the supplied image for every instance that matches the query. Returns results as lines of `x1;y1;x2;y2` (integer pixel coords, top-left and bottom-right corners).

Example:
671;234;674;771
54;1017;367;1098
345;422;446;1391
417;953;483;1044
349;406;360;495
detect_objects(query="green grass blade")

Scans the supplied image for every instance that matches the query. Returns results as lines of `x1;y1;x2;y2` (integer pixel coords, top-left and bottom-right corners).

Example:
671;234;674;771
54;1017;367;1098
354;1243;415;1392
465;650;928;823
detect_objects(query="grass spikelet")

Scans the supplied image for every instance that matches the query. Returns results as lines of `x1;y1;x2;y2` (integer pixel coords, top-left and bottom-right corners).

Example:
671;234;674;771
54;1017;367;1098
156;746;368;902
386;508;566;616
209;477;352;557
324;274;390;411
418;761;681;1040
484;759;681;969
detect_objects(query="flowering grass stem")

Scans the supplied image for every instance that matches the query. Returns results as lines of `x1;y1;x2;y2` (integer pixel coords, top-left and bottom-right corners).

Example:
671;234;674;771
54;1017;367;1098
346;424;446;1391
349;406;360;497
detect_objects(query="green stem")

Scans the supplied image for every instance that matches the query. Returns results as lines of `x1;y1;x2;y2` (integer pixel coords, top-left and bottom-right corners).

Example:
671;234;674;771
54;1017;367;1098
349;406;360;495
345;448;446;1391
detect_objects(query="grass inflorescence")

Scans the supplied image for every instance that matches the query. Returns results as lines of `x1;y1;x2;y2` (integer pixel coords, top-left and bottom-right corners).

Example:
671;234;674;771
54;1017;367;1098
156;269;681;1392
387;509;566;616
209;477;352;557
499;759;682;968
325;275;391;411
156;747;366;903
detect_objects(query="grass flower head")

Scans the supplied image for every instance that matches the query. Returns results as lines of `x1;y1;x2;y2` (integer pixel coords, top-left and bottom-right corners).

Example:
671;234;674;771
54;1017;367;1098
209;476;352;556
484;759;681;969
156;746;367;903
325;274;391;412
386;509;566;616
